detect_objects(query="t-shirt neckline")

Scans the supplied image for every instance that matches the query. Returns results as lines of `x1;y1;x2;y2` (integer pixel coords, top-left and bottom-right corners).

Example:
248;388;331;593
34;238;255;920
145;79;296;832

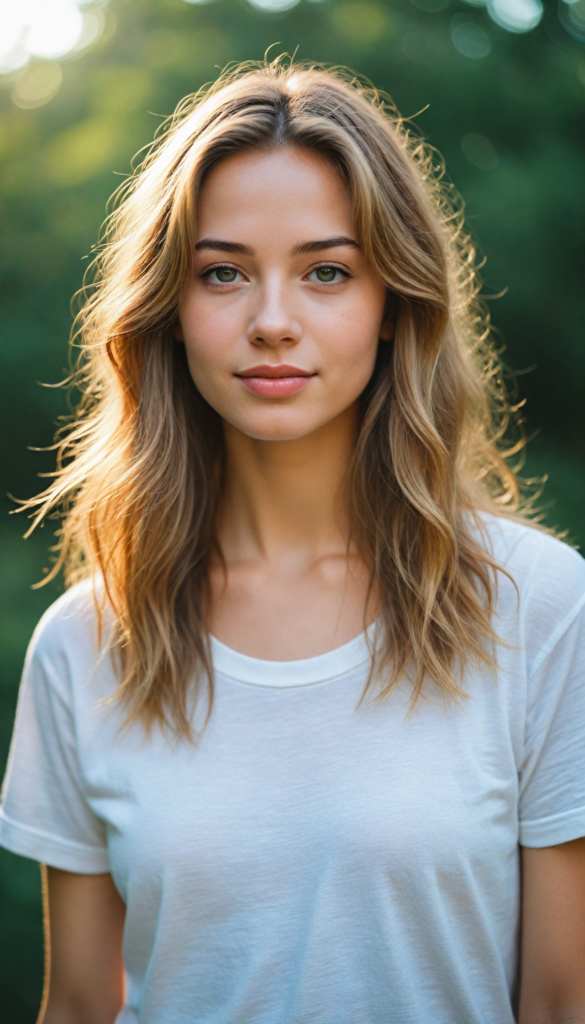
210;622;377;688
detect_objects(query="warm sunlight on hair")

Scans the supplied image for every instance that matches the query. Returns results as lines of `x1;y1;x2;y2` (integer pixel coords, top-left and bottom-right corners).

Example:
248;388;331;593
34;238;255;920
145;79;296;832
22;56;531;737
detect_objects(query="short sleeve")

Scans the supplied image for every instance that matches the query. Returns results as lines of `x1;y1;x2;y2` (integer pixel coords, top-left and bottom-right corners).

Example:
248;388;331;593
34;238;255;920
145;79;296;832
518;593;585;847
0;603;110;873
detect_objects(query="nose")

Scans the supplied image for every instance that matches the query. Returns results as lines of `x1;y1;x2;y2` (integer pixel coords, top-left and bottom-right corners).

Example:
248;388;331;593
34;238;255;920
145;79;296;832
246;273;302;348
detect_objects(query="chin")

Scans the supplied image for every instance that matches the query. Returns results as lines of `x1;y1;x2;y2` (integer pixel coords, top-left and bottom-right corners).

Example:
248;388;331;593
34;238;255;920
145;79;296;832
230;410;328;443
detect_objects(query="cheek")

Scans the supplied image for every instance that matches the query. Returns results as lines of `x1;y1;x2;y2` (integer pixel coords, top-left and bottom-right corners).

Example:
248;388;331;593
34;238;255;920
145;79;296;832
179;296;237;376
319;296;384;384
179;320;230;414
183;342;229;415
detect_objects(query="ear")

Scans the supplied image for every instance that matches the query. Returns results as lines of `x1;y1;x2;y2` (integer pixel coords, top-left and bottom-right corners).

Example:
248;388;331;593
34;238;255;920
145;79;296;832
174;319;184;343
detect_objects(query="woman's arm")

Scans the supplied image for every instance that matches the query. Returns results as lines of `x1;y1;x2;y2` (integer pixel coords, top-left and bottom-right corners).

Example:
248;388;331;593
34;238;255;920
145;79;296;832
519;837;585;1024
38;865;126;1024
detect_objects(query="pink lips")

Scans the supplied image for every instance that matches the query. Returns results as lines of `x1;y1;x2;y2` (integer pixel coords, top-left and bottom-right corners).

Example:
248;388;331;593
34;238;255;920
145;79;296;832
236;364;315;398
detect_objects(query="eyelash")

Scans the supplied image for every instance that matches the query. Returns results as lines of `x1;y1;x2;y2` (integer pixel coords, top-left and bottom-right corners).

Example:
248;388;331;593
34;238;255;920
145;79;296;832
201;262;353;285
307;264;352;284
201;263;243;285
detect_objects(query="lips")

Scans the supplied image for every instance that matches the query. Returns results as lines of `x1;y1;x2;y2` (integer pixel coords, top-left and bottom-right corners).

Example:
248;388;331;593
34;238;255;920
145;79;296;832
236;364;315;398
237;365;313;378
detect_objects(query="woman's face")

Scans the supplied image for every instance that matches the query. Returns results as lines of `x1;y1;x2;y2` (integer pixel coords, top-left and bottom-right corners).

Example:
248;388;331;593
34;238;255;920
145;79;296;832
178;147;392;442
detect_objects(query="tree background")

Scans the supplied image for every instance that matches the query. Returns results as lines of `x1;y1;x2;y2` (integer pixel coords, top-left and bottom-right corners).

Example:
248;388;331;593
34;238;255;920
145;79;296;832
0;0;583;1015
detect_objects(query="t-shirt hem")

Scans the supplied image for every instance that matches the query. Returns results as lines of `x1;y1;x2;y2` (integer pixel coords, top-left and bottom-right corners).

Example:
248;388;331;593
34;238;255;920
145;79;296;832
0;809;110;873
519;806;585;847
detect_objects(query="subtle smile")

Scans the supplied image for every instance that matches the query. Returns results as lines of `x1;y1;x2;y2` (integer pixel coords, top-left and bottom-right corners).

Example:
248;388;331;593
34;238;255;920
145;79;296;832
236;365;316;397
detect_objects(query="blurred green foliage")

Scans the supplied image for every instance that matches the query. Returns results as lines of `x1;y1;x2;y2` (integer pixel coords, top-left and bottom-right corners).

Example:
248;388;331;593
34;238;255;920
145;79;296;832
0;0;583;1016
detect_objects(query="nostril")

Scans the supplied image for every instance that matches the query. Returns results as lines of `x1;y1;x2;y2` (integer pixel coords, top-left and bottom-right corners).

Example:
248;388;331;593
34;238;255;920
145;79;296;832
249;331;299;346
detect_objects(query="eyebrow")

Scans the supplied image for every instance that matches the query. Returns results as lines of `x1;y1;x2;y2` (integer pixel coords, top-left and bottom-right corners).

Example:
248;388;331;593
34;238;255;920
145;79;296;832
291;236;360;256
194;235;360;257
195;238;253;255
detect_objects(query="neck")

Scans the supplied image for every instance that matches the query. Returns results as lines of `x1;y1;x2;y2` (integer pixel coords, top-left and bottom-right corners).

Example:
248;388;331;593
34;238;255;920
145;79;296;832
217;404;359;565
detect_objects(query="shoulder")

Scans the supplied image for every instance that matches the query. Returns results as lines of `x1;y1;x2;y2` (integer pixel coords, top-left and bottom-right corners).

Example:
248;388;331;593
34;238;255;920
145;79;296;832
22;579;121;711
477;513;585;666
27;578;105;671
478;513;585;599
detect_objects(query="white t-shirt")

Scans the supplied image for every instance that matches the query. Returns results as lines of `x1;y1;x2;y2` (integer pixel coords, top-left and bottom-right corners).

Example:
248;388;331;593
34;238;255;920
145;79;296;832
1;515;585;1024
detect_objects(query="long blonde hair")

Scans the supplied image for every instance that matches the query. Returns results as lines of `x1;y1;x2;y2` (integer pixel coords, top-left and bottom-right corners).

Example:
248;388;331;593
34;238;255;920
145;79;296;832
26;58;529;736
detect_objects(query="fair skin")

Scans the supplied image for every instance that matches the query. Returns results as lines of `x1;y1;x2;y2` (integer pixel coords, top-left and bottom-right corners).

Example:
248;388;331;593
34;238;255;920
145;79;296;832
181;147;392;658
39;147;585;1024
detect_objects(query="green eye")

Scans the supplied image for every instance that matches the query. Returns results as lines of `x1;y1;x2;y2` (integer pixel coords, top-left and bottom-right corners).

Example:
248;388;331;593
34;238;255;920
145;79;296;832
213;266;238;283
205;266;239;284
315;266;338;283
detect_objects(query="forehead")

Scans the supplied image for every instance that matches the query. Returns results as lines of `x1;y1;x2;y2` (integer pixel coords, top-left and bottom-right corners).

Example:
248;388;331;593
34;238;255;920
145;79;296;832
195;147;354;242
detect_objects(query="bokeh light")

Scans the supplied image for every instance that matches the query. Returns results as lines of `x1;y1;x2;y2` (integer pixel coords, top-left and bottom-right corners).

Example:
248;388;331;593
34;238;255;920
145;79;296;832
559;0;585;41
246;0;301;10
487;0;543;32
451;19;492;58
0;0;105;83
25;0;84;59
461;0;544;32
11;60;63;109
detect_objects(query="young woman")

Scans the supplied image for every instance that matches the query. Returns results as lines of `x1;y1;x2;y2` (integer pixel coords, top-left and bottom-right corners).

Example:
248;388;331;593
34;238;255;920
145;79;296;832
1;60;584;1024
